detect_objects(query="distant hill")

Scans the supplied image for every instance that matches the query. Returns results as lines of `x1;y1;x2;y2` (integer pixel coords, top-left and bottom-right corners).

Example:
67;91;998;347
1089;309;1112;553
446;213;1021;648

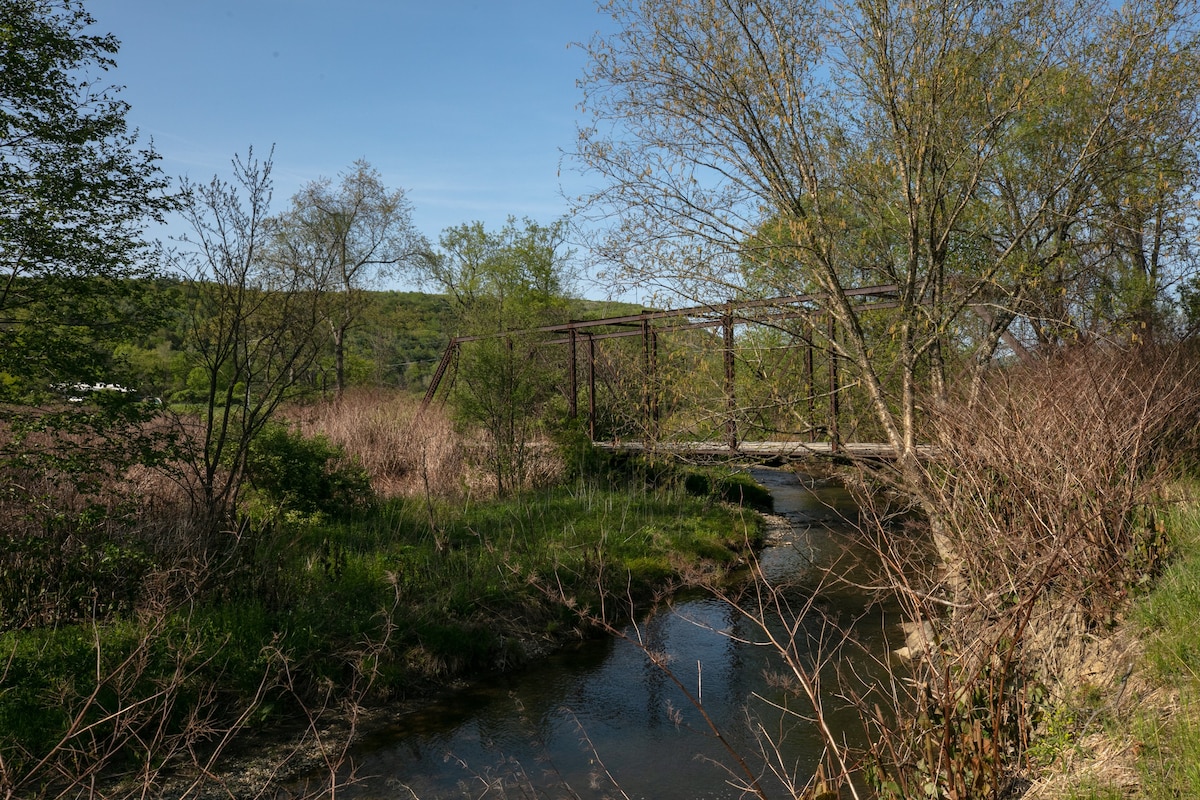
114;284;643;400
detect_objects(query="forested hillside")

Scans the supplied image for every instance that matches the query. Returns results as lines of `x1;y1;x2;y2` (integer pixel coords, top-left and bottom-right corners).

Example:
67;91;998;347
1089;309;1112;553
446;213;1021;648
107;283;642;400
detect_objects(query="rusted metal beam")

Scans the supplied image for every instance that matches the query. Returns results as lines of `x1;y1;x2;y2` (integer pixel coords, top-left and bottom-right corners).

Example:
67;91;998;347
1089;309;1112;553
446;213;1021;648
420;284;905;426
587;333;597;441
421;338;459;409
828;314;839;453
449;284;901;344
723;306;737;452
541;298;905;345
568;327;577;418
804;332;815;443
641;318;659;441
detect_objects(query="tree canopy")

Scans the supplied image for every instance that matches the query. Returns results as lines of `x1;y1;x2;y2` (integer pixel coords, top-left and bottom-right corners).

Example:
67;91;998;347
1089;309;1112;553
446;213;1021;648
270;160;428;395
418;217;576;494
0;0;173;397
574;0;1200;473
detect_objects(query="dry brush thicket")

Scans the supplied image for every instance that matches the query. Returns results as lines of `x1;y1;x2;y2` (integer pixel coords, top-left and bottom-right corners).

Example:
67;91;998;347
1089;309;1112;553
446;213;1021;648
286;389;468;499
845;344;1200;799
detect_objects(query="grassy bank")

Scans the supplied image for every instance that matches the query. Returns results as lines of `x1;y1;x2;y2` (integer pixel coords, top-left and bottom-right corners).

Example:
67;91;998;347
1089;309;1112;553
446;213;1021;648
0;456;764;797
1019;486;1200;799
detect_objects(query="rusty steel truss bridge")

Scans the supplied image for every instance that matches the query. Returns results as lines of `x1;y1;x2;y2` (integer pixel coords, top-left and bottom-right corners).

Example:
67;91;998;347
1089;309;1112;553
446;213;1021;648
422;283;908;459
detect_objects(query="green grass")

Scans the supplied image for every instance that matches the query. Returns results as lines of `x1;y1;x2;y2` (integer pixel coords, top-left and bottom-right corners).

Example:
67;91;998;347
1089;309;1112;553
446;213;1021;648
1137;500;1200;680
0;466;765;786
1134;692;1200;798
1125;497;1200;798
1062;782;1127;800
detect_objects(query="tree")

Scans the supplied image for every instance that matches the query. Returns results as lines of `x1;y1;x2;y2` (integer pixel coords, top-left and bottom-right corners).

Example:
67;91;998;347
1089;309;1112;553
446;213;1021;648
0;0;173;397
165;149;328;526
419;217;574;495
0;0;176;523
272;160;427;396
574;0;1200;490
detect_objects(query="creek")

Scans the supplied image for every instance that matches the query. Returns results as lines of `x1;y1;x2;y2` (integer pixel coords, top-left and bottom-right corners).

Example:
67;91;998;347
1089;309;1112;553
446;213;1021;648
333;468;900;799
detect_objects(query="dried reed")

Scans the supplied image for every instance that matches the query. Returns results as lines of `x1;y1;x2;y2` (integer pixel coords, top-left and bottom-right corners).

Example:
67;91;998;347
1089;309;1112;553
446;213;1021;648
285;388;469;499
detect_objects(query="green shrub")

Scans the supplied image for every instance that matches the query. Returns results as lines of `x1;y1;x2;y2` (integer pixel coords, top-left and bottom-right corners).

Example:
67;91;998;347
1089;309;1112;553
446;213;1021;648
245;423;373;518
0;507;152;631
681;467;773;511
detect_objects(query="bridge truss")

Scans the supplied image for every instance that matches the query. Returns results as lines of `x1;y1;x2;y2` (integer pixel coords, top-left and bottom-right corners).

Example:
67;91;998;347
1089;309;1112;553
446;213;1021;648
422;283;904;455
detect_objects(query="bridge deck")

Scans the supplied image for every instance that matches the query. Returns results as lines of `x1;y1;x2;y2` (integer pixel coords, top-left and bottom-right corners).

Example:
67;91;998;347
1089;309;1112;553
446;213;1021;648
594;441;928;460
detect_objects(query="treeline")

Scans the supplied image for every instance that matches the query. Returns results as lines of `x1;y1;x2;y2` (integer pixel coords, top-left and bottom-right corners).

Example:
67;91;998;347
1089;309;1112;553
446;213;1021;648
107;281;643;402
111;284;450;399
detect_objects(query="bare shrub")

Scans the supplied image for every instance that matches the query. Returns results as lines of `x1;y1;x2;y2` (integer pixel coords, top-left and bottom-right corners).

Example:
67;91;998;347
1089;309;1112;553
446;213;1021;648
0;584;398;800
286;388;467;499
857;343;1200;798
930;344;1200;625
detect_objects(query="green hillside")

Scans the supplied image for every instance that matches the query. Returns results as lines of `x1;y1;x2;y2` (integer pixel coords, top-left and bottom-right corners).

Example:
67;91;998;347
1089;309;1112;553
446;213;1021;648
111;284;642;401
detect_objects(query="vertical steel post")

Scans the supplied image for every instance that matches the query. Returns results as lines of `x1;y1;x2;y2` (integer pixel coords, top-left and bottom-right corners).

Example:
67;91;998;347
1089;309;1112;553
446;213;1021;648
723;306;737;451
827;313;840;453
804;330;816;442
642;316;657;442
568;327;577;419
651;328;659;431
587;333;597;441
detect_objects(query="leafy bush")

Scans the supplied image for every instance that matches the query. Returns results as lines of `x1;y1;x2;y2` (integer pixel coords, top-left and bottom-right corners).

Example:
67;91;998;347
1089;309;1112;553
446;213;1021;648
0;504;152;631
681;467;773;511
244;423;373;518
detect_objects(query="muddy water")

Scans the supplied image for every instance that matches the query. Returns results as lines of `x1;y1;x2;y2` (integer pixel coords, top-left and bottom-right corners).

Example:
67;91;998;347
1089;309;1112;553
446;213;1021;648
336;469;899;799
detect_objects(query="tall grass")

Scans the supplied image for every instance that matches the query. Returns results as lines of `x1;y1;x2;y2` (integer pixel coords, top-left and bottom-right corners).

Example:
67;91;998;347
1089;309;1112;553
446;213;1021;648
286;388;469;498
1138;497;1200;679
1125;495;1200;799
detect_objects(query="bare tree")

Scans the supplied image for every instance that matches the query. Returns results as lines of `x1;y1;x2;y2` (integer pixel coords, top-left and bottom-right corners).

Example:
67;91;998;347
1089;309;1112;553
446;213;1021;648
272;160;428;396
165;148;329;527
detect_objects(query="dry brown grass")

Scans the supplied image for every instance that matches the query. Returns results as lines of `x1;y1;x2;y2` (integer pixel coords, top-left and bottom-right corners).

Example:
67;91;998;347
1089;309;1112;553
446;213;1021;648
284;388;470;499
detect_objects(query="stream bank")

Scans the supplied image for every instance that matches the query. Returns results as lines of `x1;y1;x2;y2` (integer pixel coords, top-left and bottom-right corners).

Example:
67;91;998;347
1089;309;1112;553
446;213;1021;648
149;466;902;799
314;467;900;799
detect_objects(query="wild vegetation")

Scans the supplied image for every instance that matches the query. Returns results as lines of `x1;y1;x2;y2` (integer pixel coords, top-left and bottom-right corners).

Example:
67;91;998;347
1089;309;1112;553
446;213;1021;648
0;389;768;797
5;0;1200;797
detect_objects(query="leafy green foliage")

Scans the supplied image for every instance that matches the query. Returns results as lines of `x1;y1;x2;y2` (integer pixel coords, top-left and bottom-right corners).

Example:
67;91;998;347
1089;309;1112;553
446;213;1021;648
681;466;774;512
244;423;373;519
1136;500;1200;679
0;1;179;584
0;0;174;400
165;150;335;523
420;217;576;495
0;507;152;631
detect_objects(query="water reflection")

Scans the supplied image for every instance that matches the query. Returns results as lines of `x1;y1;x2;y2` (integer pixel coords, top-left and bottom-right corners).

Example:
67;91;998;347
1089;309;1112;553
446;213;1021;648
335;468;897;799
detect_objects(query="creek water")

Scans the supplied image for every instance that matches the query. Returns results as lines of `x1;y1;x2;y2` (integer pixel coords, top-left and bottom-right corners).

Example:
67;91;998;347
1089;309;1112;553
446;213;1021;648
335;468;899;799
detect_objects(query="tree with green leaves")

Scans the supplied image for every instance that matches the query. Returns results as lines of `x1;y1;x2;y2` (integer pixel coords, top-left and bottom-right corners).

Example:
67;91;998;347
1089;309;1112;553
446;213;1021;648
574;0;1200;488
271;160;428;396
0;0;177;511
0;0;173;398
419;217;574;495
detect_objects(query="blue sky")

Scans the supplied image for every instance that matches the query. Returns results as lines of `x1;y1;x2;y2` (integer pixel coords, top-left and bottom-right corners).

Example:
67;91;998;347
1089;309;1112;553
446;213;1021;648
86;1;619;292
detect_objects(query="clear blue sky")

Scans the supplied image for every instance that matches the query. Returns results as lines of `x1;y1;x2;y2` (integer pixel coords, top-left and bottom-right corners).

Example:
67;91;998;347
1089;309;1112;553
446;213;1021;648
86;1;619;292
